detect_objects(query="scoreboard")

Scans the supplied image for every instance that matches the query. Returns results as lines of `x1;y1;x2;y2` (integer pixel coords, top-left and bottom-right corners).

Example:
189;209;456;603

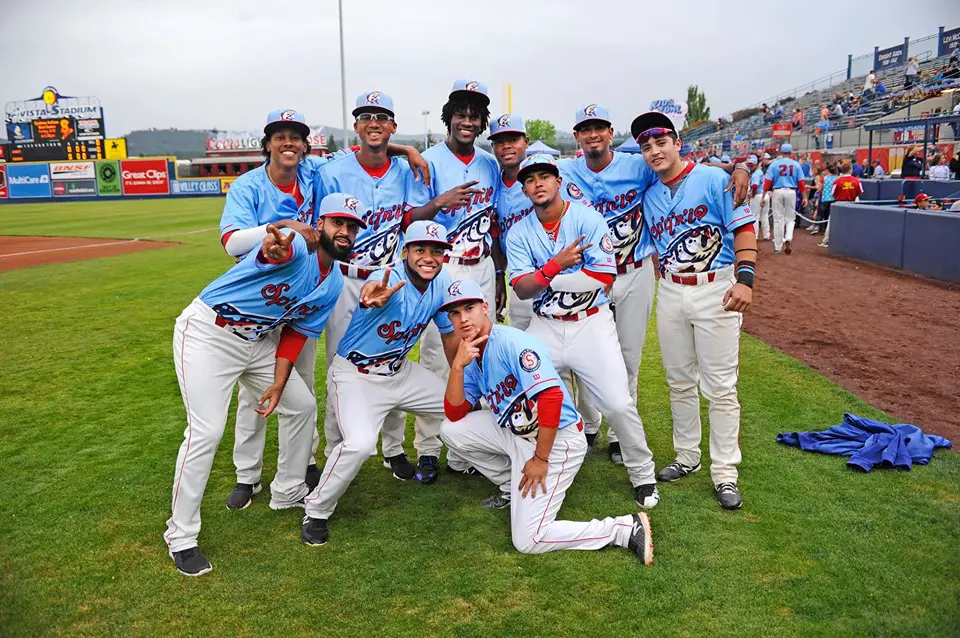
4;139;104;162
5;87;107;163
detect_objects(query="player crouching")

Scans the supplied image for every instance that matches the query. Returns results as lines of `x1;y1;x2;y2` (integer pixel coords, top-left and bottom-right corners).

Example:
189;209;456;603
163;194;363;576
632;111;756;510
438;280;653;563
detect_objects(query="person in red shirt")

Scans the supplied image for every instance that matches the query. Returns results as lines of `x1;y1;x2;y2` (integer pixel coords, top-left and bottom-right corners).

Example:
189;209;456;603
819;161;862;248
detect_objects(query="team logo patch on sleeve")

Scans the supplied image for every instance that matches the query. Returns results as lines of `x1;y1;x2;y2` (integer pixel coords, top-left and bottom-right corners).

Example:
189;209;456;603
566;183;583;199
600;234;614;254
519;348;541;372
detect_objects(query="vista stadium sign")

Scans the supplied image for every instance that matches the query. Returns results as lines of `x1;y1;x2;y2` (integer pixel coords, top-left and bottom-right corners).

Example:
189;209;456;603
5;86;102;124
206;129;327;153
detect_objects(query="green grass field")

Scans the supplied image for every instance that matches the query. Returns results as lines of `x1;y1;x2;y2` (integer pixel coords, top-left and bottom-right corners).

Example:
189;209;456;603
1;198;957;637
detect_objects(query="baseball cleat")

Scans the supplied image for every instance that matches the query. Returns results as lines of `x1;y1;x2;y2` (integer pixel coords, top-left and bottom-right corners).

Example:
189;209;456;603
715;482;743;510
301;516;329;546
818;242;829;248
634;483;660;510
480;492;511;510
415;455;439;484
584;432;597;458
627;513;654;565
269;495;306;511
171;547;213;577
305;463;322;491
784;240;792;255
445;464;481;477
608;442;623;466
656;461;701;483
382;453;416;481
226;481;262;510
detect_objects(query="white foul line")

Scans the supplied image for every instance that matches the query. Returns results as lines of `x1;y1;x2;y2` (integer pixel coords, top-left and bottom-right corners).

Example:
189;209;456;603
0;227;218;259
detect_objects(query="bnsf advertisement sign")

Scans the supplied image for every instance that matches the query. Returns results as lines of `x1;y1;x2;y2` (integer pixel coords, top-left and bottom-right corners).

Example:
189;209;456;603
120;159;170;195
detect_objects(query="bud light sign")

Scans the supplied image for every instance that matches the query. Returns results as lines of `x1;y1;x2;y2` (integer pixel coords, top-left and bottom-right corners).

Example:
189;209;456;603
120;159;170;195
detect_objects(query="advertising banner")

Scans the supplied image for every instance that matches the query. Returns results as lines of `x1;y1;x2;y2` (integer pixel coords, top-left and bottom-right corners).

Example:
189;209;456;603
939;27;960;57
120;159;169;195
104;138;128;160
0;165;7;198
96;160;121;195
50;161;96;181
171;179;221;195
875;43;906;70
206;130;327;152
52;179;97;197
771;123;794;138
648;98;688;132
220;176;237;193
7;163;52;198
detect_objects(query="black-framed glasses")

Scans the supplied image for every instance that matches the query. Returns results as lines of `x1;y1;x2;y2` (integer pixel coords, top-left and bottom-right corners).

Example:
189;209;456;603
356;113;393;122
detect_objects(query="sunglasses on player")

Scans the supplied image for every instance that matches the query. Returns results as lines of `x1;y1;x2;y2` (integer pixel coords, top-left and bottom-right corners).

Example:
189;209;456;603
356;113;394;122
637;127;674;140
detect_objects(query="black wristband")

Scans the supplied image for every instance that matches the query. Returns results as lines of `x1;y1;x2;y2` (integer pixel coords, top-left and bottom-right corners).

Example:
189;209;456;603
737;260;756;288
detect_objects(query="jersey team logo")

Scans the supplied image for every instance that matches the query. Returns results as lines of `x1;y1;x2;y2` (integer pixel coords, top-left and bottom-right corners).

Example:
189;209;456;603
535;289;599;318
566;183;583;199
662;224;724;273
497;114;512;128
350;226;400;267
606;204;644;266
345;348;406;376
465;81;480;92
344;196;360;212
280;110;297;120
450;209;492;259
600;234;614;254
366;91;382;104
583;104;598;117
519;349;540;372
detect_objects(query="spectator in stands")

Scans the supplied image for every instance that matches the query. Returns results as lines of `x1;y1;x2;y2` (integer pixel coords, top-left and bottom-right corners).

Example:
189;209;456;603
876;80;888;96
800;153;812;177
829;103;843;120
851;156;864;178
950;153;960;179
904;56;919;88
814;118;830;149
860;157;871;177
792;108;804;131
820;161;864;248
914;193;942;210
872;159;886;177
929;154;950;181
811;163;838;236
951;101;960;139
820;105;830;121
773;102;784;120
901;146;924;178
863;70;877;101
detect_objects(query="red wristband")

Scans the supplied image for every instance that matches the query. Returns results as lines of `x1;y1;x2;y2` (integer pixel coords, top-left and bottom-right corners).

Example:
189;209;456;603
541;258;562;280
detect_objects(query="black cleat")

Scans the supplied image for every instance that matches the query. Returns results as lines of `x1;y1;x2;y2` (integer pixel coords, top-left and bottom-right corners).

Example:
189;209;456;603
480;492;511;510
656;461;701;483
627;513;654;565
226;482;261;510
305;463;322;490
784;240;792;255
608;442;623;465
171;547;213;576
382;454;416;481
634;483;661;510
301;516;329;546
716;482;743;510
415;455;439;484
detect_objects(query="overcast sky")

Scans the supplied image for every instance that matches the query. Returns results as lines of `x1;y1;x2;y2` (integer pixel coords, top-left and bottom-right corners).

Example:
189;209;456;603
2;0;957;138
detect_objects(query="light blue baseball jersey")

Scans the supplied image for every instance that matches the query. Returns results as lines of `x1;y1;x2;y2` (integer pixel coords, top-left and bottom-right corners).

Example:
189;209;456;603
316;154;424;268
461;325;580;439
821;174;838;203
763;157;805;190
336;264;454;375
642;164;754;274
199;230;342;341
557;152;658;268
493;174;535;252
409;143;499;260
750;167;764;193
505;202;617;318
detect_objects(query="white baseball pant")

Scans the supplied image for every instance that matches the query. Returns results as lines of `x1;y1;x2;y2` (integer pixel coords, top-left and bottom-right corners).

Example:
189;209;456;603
656;268;742;484
508;288;601;436
417;256;495;464
322;274;407;458
232;338;319;484
440;411;638;554
771;188;797;252
304;356;446;519
750;193;771;240
165;298;315;553
527;305;656;486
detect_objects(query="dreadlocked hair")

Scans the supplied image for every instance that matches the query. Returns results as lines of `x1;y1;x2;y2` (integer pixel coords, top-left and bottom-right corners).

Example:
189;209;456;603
441;96;490;135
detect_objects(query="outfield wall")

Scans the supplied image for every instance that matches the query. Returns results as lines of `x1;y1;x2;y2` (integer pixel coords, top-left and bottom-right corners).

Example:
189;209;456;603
829;202;960;282
0;158;233;204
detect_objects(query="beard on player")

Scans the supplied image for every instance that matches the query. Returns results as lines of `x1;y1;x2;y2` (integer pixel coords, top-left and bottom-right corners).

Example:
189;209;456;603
317;217;357;260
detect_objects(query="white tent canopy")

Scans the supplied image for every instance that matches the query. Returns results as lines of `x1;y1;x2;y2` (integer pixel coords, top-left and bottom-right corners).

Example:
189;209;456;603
527;140;561;156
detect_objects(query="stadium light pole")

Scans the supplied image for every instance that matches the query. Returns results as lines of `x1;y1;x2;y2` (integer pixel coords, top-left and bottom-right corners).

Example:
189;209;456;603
338;0;349;151
422;110;430;148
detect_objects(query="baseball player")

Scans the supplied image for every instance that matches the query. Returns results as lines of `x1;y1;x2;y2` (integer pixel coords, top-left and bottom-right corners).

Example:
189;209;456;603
558;104;751;464
300;221;459;546
404;79;501;482
748;154;771;240
632;111;755;510
763;143;807;255
437;279;653;563
222;110;430;509
315;91;428;481
165;193;364;576
505;154;660;510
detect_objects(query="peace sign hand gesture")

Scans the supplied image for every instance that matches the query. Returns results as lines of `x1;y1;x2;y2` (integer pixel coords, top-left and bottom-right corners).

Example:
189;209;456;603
360;267;406;308
262;224;294;262
554;234;592;270
452;332;488;371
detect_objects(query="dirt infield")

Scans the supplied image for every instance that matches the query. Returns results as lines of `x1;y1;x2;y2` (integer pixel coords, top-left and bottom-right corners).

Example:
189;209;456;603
0;236;177;272
745;231;960;442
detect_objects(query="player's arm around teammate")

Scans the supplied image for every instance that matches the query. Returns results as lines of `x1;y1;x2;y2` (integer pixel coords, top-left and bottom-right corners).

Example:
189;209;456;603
437;281;653;562
632;111;755;510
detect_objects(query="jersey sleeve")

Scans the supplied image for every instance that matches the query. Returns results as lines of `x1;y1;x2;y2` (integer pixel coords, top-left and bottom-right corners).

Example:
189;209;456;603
579;208;617;274
432;308;454;334
461;364;483;406
507;335;561;399
633;155;658;194
220;179;260;238
291;275;342;338
718;174;755;231
505;220;537;283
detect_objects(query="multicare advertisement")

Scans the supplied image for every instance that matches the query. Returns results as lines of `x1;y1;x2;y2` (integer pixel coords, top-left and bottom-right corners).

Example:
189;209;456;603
96;160;121;195
0;165;7;199
7;163;52;198
120;159;170;195
171;179;221;195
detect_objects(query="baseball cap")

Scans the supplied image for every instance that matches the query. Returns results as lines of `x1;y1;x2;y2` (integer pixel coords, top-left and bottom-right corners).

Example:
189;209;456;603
449;79;490;106
352;90;395;118
781;143;793;154
517;154;560;183
720;154;731;163
489;113;526;139
575;103;612;130
762;152;772;160
914;193;930;204
265;109;310;138
630;111;675;141
404;220;451;249
318;193;367;228
747;154;759;165
439;279;487;312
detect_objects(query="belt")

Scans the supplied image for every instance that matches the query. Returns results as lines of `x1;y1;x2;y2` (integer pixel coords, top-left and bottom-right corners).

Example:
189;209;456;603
444;254;486;266
339;262;376;280
617;260;643;275
541;306;600;322
669;271;717;286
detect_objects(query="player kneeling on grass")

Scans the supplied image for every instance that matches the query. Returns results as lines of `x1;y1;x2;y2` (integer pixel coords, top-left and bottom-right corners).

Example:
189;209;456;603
437;280;653;562
164;194;364;576
300;221;460;547
632;111;757;510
